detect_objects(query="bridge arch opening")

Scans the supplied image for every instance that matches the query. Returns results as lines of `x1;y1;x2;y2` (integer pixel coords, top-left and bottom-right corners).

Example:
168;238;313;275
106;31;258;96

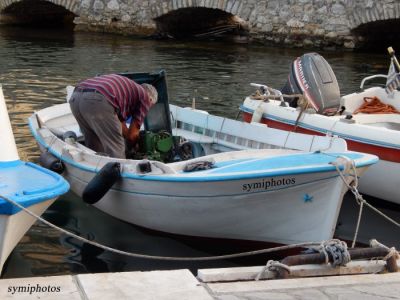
352;20;400;52
0;0;76;29
154;8;249;41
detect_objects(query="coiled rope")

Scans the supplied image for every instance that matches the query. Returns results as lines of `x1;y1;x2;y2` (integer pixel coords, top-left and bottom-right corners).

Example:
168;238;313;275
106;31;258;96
255;239;352;280
354;96;400;114
0;193;321;261
317;239;351;266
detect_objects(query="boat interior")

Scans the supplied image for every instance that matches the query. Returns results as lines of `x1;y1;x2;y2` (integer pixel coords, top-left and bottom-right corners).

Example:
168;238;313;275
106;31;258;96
341;87;400;130
252;53;400;131
34;100;348;174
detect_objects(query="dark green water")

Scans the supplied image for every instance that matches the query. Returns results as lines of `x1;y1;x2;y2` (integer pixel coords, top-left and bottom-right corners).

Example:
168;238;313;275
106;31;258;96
1;26;398;278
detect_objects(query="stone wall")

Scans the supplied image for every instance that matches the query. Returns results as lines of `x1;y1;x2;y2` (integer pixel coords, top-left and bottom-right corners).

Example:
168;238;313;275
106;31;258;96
1;0;400;49
73;0;156;35
246;0;400;49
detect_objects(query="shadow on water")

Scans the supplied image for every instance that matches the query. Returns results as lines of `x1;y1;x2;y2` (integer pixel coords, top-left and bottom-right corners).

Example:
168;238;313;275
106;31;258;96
0;27;399;278
0;26;75;47
3;192;277;278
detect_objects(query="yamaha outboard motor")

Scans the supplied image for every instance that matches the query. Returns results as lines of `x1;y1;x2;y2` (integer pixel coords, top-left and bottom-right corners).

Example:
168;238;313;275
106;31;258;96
281;53;341;115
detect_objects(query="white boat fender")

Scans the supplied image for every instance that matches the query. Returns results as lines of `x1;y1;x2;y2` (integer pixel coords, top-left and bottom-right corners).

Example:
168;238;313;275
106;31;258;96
250;103;264;123
39;151;65;174
82;162;121;204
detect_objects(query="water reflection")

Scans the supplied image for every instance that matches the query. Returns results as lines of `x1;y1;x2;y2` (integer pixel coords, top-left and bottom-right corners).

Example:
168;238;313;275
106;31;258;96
0;26;398;278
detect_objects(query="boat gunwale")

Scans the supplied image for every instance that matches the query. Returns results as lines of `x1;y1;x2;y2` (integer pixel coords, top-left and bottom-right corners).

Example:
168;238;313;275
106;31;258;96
240;103;400;150
28;113;378;183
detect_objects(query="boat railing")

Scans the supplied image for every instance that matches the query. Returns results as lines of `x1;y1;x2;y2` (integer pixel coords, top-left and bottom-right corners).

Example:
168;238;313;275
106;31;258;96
171;105;346;153
173;122;270;151
171;105;279;150
360;74;388;90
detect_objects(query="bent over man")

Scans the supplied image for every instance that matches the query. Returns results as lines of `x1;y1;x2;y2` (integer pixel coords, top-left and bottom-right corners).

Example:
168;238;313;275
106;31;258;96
69;74;158;159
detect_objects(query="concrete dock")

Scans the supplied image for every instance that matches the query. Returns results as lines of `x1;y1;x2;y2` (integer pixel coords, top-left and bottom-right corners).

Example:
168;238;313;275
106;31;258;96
1;268;400;299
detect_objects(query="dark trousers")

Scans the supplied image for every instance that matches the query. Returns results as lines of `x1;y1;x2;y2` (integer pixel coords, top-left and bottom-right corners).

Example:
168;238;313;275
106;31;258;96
69;90;126;159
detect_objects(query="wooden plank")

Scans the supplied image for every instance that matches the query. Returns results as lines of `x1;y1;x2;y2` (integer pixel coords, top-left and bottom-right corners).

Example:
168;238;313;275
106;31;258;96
197;259;400;283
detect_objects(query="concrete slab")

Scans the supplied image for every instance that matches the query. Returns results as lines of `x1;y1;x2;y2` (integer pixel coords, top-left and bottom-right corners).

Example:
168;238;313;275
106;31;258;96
0;274;81;299
1;268;399;300
77;269;212;300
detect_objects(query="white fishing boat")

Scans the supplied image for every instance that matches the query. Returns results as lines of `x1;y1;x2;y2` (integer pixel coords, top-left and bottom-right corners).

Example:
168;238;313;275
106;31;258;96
28;71;377;245
240;51;400;204
0;86;69;273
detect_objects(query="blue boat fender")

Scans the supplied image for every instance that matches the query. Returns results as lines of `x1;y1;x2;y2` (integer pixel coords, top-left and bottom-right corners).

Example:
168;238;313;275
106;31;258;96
82;162;121;204
39;151;65;174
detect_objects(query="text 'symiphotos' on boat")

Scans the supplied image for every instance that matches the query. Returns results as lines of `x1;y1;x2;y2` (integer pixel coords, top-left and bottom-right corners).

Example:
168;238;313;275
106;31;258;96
0;85;69;273
28;71;378;246
240;50;400;205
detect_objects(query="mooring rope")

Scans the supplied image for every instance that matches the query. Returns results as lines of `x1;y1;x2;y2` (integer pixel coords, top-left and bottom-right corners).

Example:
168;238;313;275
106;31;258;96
370;239;400;260
254;239;352;281
255;260;291;281
2;155;399;261
0;193;322;261
332;158;400;248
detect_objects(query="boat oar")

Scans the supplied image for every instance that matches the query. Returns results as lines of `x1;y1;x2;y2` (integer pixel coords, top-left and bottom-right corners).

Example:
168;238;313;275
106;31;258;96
388;46;400;72
82;162;121;204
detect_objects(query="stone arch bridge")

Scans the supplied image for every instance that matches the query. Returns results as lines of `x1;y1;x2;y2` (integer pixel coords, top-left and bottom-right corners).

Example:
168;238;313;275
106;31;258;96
0;0;400;49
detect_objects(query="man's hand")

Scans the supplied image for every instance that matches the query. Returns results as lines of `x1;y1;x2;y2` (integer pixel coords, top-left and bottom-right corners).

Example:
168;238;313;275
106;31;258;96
121;121;129;139
122;120;140;145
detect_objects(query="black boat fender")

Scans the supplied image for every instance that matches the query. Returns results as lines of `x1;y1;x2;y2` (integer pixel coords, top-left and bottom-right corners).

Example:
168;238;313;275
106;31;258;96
39;151;65;174
82;162;121;204
62;131;78;143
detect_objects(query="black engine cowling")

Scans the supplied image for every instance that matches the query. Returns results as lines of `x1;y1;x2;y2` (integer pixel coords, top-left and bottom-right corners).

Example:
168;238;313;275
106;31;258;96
281;53;341;115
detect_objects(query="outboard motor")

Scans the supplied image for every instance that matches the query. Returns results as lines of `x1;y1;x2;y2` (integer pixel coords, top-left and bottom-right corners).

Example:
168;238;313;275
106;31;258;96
281;53;341;115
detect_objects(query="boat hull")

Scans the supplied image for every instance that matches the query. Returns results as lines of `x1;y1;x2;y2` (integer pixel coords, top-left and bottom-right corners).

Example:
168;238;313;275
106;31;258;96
0;199;56;273
0;85;69;274
242;109;400;204
29;98;376;246
63;161;364;245
358;160;399;202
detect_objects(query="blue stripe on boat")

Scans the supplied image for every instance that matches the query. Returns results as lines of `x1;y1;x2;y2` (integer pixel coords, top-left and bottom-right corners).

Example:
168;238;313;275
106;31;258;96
209;153;364;174
0;160;70;215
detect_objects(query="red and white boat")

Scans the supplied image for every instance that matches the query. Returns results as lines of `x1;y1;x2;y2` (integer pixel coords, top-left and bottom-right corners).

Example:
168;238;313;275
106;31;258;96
240;52;400;204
